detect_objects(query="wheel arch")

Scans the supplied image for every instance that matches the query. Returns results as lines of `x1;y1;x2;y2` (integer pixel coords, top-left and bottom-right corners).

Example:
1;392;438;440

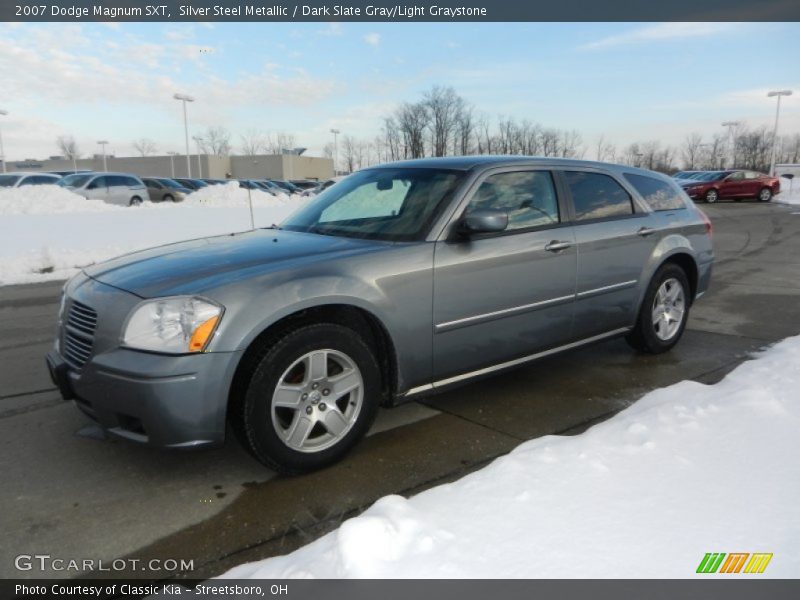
227;303;400;426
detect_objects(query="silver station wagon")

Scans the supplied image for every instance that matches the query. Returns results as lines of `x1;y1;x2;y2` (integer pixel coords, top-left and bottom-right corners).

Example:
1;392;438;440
47;157;713;473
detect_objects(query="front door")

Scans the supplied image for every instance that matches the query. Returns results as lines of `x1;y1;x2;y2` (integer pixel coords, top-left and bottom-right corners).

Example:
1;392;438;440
432;168;577;381
84;176;108;202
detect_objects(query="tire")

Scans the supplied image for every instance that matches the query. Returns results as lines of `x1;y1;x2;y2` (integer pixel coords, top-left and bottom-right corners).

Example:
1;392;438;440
163;194;174;203
233;323;381;474
704;189;719;203
758;187;772;202
626;263;691;354
129;196;143;207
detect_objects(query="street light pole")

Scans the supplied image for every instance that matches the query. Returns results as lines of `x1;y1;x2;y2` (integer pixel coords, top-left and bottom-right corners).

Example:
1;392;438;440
167;151;177;178
96;140;109;172
330;128;340;176
173;93;195;177
192;136;203;178
721;121;741;169
0;109;8;173
767;90;793;177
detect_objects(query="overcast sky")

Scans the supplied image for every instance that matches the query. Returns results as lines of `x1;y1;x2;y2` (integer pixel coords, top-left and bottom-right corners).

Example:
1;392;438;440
0;21;797;161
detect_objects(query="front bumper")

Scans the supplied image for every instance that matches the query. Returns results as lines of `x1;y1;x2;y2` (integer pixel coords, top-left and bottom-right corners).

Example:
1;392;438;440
47;347;242;448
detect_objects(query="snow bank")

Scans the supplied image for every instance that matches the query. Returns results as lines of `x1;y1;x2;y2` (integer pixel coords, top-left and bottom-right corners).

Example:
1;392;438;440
222;336;800;578
0;185;124;215
0;184;309;285
775;176;799;206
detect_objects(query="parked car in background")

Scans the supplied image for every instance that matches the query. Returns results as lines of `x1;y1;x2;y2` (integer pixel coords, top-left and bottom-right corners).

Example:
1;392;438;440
680;170;780;203
174;178;209;191
47;157;712;474
58;172;148;206
238;179;276;194
672;171;702;179
141;177;192;202
0;172;62;187
269;180;302;194
48;170;93;178
253;180;282;194
301;176;345;197
290;179;321;190
202;179;229;186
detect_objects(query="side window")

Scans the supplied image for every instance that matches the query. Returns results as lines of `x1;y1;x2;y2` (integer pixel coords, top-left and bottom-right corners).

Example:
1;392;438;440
623;173;685;211
727;171;745;181
466;171;559;231
20;176;52;186
744;171;759;180
87;176;106;189
564;171;633;221
106;176;124;187
126;177;142;187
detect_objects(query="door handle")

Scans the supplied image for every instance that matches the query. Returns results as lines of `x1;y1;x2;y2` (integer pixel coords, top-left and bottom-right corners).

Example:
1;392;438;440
544;240;572;252
637;227;656;237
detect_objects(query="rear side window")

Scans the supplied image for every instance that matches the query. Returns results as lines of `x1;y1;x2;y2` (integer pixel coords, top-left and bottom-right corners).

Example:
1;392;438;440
624;173;685;211
87;176;106;189
124;177;141;186
467;170;559;230
564;171;633;221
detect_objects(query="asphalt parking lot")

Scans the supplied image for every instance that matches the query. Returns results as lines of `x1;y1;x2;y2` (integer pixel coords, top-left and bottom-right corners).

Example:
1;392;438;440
2;201;800;579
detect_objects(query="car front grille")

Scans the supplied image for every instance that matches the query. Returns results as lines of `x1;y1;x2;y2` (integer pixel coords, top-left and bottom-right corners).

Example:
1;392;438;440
63;300;97;369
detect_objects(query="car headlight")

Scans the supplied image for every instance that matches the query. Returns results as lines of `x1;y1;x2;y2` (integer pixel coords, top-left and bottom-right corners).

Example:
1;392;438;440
122;296;223;354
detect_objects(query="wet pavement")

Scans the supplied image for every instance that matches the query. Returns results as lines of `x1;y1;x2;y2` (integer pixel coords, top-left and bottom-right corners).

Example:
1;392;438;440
2;201;799;579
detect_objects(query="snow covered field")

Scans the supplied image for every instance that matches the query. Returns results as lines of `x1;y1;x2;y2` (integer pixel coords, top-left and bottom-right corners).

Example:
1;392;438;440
223;336;800;579
0;184;307;285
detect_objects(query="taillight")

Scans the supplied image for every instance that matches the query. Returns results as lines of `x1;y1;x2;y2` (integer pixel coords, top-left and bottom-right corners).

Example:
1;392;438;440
699;209;712;237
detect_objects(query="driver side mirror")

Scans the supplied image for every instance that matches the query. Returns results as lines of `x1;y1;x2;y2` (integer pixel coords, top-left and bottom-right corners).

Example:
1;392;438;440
457;208;509;236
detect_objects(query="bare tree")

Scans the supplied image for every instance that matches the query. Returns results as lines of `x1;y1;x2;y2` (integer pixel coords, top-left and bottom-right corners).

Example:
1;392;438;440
424;86;465;157
396;101;429;159
681;133;703;170
132;138;158;157
196;126;232;156
56;135;80;160
239;129;267;156
264;132;297;155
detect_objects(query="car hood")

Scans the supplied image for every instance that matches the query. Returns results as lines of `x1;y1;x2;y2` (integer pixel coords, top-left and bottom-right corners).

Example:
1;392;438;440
83;228;386;298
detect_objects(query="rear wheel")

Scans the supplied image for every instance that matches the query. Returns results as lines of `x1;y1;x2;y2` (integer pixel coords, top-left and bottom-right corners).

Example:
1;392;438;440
704;189;719;203
129;196;143;207
163;194;174;203
626;264;690;354
233;323;381;474
758;187;773;202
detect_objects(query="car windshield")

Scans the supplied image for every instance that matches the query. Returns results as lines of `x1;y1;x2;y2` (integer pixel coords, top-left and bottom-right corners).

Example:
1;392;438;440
282;168;464;242
696;171;725;181
0;175;21;187
157;178;184;189
58;174;92;187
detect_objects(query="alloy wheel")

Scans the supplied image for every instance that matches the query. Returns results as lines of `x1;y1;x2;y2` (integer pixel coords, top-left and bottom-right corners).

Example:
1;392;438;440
651;277;686;341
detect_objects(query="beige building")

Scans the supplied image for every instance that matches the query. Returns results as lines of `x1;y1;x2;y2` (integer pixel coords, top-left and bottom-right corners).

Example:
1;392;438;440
10;153;334;181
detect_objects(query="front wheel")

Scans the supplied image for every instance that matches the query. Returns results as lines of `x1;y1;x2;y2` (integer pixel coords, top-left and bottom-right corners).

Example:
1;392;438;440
129;196;143;207
758;187;773;202
234;323;381;474
705;189;719;203
626;264;690;354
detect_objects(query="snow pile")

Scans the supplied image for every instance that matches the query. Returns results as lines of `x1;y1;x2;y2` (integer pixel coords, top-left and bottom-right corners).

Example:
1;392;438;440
223;336;800;578
183;182;294;208
775;176;799;206
0;185;310;285
0;185;123;215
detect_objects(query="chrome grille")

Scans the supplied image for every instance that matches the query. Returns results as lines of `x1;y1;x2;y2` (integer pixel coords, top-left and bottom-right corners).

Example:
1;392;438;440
63;300;97;369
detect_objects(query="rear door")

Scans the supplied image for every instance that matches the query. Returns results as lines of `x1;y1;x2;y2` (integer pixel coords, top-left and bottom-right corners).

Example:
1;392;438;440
105;175;129;205
432;167;577;381
562;169;660;338
719;171;746;198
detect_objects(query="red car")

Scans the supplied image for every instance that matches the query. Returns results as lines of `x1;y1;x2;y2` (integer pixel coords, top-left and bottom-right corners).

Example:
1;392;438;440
680;170;780;203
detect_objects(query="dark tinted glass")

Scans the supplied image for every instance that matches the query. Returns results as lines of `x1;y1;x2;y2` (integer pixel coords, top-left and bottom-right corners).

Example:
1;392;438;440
564;171;633;221
624;173;685;211
87;176;106;189
467;171;559;230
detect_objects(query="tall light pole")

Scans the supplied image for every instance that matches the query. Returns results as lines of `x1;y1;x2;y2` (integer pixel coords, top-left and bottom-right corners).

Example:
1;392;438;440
167;151;178;178
96;140;109;172
721;121;741;169
192;135;204;178
330;128;340;176
767;90;793;177
173;93;195;177
0;109;8;173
